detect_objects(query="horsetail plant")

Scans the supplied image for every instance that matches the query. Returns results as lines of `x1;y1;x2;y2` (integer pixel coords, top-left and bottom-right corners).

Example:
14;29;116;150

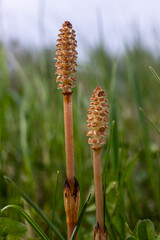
87;86;110;240
55;21;80;240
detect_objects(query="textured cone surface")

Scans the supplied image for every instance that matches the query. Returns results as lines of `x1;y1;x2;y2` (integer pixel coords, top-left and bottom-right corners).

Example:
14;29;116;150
55;21;78;93
64;177;80;224
94;224;110;240
87;86;109;148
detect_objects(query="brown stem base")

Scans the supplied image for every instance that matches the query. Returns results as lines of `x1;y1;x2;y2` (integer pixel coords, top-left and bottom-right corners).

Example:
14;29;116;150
94;223;109;240
67;222;76;240
64;177;80;240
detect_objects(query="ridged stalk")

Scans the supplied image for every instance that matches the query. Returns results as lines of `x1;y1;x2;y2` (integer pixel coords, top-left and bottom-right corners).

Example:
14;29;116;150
63;93;75;181
55;21;80;240
93;148;104;230
87;86;110;240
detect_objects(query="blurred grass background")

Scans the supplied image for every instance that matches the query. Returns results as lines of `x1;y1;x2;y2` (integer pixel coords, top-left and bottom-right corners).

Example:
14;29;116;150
0;40;160;239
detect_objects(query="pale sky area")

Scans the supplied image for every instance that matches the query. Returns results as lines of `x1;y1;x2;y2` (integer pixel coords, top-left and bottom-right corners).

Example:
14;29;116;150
0;0;160;60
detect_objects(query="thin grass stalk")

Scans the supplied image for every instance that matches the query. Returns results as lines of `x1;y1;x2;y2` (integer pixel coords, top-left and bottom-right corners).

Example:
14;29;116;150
55;21;80;240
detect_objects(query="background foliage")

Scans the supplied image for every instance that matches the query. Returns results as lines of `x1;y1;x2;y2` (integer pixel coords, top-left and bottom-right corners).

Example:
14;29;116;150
0;41;160;239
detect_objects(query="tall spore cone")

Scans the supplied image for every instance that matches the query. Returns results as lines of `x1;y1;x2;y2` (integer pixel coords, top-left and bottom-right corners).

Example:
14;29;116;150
55;21;78;93
55;21;80;240
87;86;109;149
87;86;109;240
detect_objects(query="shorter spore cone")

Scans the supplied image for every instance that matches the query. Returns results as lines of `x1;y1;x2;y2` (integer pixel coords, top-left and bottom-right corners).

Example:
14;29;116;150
87;86;109;148
55;21;78;93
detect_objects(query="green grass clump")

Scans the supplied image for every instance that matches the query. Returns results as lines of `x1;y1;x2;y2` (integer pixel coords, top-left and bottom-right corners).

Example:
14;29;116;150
0;41;160;239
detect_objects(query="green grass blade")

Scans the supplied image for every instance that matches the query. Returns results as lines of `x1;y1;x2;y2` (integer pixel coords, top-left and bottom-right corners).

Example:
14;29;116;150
103;174;106;228
102;121;115;225
127;53;157;208
50;170;59;240
103;120;115;177
148;65;160;85
156;154;160;217
110;60;119;170
70;191;92;240
139;107;160;135
4;176;65;240
1;205;49;240
105;203;117;240
0;217;27;238
20;100;34;183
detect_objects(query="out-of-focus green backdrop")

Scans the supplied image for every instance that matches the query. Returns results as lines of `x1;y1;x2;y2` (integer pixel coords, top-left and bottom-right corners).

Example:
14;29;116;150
0;0;160;239
0;41;160;239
